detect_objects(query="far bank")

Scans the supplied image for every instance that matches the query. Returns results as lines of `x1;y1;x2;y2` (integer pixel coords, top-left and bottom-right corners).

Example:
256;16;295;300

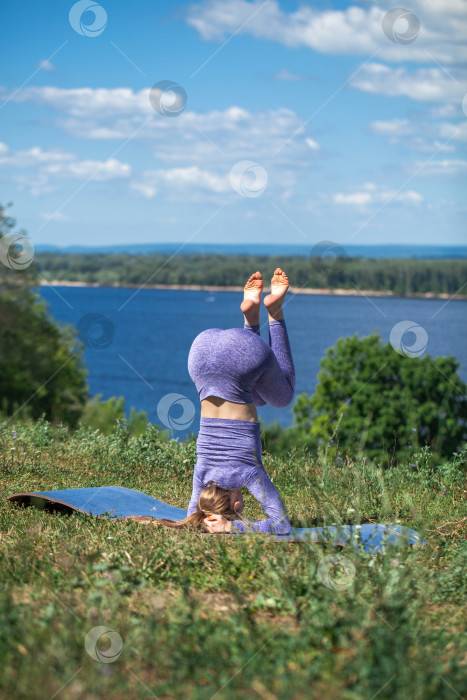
39;280;467;301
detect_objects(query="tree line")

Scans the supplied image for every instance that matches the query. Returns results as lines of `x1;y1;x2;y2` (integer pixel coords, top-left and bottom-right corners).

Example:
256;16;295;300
34;252;467;295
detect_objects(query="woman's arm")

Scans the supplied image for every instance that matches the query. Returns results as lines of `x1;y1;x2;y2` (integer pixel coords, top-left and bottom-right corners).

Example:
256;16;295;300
231;468;291;535
187;473;204;516
243;323;267;406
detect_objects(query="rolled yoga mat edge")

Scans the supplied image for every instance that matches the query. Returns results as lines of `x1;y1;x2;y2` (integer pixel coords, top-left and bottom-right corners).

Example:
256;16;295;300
7;485;188;521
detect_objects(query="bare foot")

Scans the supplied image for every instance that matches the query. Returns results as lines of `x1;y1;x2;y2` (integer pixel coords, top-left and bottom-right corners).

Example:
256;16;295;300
264;268;289;320
241;271;263;326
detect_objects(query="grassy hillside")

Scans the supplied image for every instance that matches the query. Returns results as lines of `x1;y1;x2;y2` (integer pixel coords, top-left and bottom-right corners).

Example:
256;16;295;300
1;419;466;700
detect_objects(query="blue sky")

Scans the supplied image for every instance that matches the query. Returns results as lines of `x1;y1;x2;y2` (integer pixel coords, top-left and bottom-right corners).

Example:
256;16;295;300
1;0;466;248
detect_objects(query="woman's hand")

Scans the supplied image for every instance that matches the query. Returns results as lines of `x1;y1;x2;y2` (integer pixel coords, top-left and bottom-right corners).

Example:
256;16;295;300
203;514;232;534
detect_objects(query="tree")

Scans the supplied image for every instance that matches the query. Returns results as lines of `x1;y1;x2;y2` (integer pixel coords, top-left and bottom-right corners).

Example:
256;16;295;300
80;394;149;436
0;204;89;427
292;333;467;465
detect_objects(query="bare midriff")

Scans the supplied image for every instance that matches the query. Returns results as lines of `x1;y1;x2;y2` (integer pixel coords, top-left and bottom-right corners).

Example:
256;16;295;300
201;396;259;422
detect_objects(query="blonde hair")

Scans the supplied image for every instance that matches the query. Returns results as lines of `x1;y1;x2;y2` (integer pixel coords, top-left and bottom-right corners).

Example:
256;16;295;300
126;481;246;531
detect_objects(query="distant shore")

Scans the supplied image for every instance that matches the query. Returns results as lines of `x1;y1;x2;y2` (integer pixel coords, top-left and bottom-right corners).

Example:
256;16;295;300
38;280;467;300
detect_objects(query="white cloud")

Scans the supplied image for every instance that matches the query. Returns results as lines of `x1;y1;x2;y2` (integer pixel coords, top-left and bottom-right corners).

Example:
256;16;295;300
273;69;307;81
368;117;467;151
185;2;467;108
305;138;320;150
130;164;304;202
351;63;467;103
13;173;55;197
438;121;467;142
38;59;55;72
3;88;321;169
186;0;467;65
43;157;131;180
368;119;414;137
334;192;372;206
411;159;467;176
398;190;424;203
39;211;71;222
0;142;131;195
160;166;229;191
428;104;462;119
0;143;74;168
131;166;230;198
1;89;326;204
131;182;158;199
333;182;424;207
9;86;151;118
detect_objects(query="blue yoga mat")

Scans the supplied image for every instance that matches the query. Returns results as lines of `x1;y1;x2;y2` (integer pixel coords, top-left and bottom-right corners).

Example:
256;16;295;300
8;486;428;553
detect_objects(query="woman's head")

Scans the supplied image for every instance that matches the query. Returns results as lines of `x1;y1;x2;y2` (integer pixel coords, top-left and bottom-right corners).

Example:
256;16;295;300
151;481;245;531
199;482;243;518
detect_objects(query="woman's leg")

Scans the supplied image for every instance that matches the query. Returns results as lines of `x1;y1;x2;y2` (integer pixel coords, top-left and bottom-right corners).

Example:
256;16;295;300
243;322;268;407
240;271;267;406
243;269;295;408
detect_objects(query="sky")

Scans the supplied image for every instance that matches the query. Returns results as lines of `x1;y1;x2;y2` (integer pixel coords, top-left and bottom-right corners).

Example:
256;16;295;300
1;0;466;249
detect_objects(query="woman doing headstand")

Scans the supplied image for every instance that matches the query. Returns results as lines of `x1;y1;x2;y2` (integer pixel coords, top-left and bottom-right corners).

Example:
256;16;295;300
128;268;295;534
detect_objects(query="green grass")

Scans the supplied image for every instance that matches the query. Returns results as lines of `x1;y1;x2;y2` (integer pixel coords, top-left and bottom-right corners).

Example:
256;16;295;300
0;418;466;700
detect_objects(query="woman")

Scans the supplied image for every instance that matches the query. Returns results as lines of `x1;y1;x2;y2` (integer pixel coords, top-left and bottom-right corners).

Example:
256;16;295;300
130;268;295;535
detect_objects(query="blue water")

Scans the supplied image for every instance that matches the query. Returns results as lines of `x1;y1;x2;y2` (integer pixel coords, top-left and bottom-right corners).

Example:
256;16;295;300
38;286;467;439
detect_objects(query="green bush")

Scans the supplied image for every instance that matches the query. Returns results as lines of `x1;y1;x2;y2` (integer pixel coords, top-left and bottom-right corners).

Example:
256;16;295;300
292;333;467;465
80;394;150;436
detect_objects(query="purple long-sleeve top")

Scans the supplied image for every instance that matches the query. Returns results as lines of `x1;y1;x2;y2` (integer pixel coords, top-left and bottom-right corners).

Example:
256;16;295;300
186;417;290;534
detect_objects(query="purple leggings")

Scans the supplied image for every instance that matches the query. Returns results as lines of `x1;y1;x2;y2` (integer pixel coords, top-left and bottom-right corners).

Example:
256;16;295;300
186;320;295;534
188;320;295;407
